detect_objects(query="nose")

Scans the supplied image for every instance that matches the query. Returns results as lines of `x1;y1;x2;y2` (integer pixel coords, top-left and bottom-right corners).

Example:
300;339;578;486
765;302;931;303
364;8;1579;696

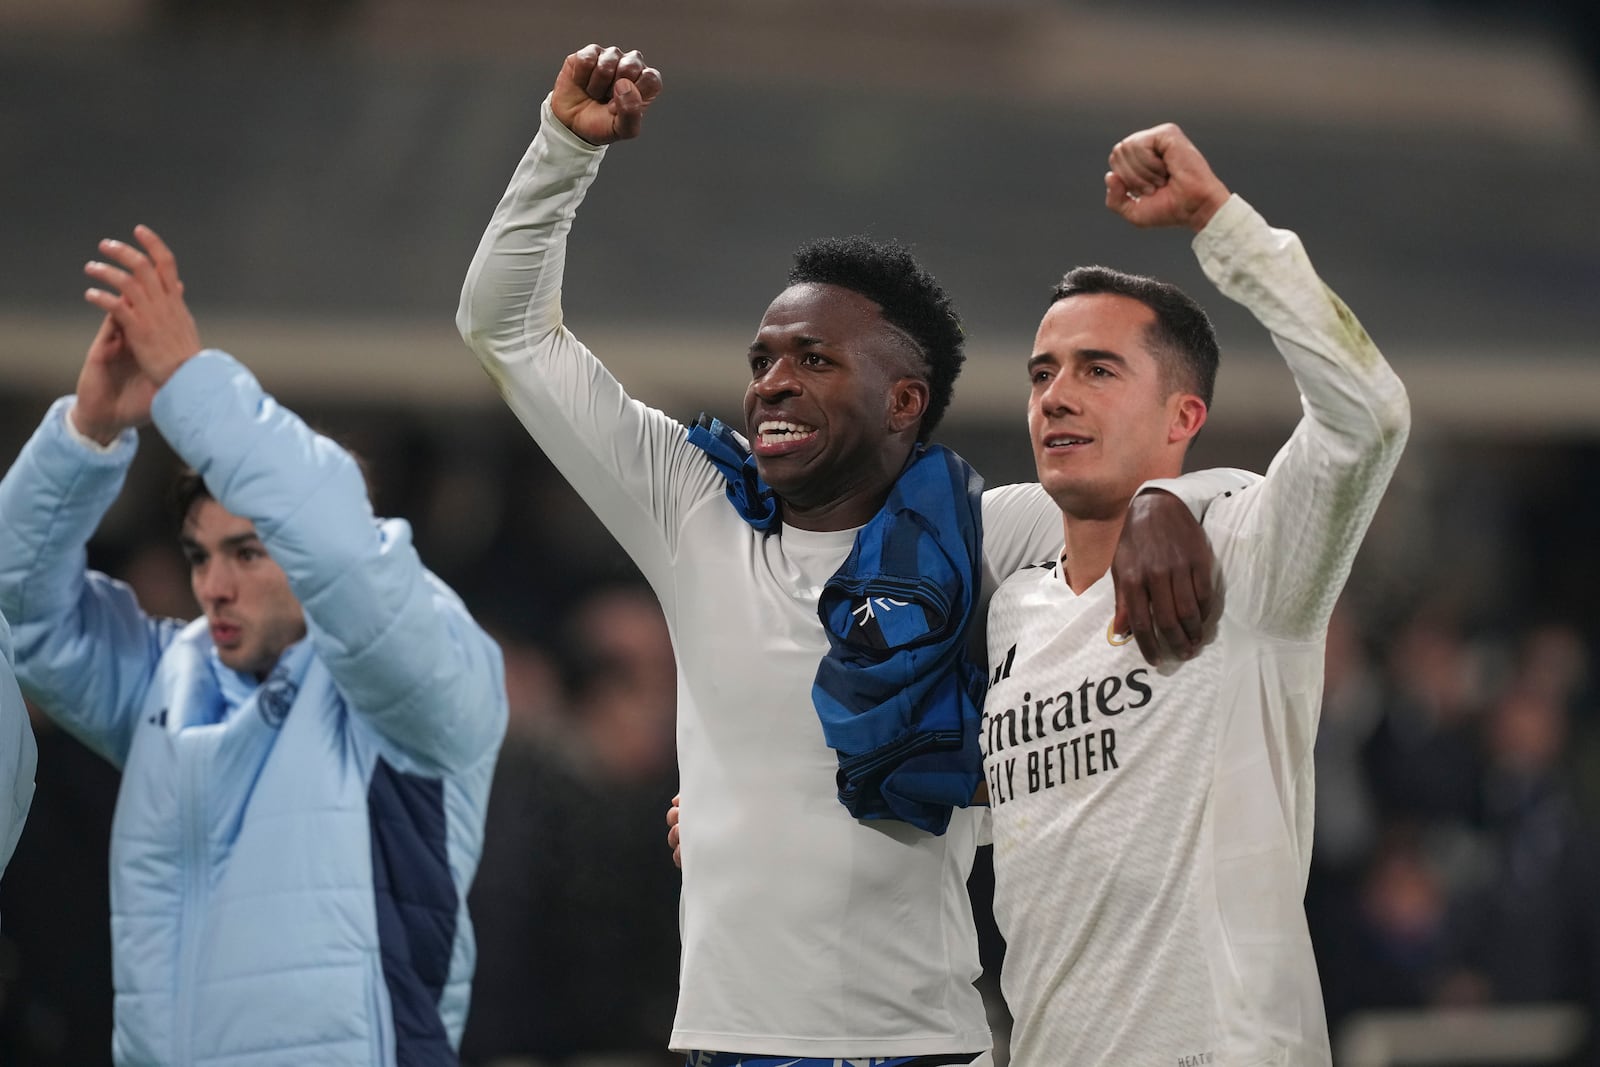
752;355;802;403
193;560;235;606
1038;372;1082;417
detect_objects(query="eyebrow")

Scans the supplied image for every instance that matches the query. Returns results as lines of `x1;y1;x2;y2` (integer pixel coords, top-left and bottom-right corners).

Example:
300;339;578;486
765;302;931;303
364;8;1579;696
179;532;263;554
748;335;826;354
1028;348;1130;371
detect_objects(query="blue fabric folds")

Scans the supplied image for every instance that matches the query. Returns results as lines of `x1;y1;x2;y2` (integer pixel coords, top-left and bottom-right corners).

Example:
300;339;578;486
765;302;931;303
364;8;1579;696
685;414;779;532
687;415;985;834
812;444;986;835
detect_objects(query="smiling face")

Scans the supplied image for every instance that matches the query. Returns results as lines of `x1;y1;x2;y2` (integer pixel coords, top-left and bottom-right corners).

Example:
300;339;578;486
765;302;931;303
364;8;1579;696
1028;292;1207;520
181;497;308;679
742;282;929;530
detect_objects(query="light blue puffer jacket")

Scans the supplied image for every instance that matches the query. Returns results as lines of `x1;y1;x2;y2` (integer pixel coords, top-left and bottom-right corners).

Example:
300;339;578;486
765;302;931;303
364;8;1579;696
0;351;508;1067
0;611;37;886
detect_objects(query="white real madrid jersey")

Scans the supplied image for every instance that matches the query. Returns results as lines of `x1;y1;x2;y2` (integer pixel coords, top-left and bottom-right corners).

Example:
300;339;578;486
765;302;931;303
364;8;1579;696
982;194;1409;1067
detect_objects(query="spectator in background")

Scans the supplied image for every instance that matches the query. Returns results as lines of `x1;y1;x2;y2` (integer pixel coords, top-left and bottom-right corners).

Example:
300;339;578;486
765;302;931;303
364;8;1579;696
1366;614;1485;830
1314;609;1386;873
1305;607;1386;1026
465;585;679;1067
1324;830;1457;1023
1451;683;1599;1012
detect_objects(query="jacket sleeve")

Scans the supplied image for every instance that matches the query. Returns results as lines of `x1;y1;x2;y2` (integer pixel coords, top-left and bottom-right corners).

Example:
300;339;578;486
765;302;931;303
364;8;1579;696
0;400;180;768
0;612;37;877
151;352;507;776
456;94;723;606
1195;194;1411;641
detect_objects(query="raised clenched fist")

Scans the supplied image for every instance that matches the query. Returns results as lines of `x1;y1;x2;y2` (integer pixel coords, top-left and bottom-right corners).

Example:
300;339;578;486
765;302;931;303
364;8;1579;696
551;44;664;147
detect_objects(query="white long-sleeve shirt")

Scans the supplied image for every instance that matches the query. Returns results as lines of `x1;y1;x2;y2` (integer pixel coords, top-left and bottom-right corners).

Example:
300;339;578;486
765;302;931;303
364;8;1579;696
457;97;1250;1057
983;195;1410;1067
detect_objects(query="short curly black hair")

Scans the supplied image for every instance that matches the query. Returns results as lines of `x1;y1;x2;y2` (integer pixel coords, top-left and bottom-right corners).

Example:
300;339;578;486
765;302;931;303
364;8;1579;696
788;236;964;442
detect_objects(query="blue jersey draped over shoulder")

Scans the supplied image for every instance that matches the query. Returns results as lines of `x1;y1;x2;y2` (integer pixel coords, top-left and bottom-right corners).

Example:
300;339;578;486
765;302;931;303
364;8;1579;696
688;419;985;834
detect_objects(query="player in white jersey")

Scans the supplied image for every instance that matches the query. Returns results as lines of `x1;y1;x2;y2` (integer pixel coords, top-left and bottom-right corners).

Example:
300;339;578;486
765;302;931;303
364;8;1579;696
982;123;1410;1065
459;47;1251;1063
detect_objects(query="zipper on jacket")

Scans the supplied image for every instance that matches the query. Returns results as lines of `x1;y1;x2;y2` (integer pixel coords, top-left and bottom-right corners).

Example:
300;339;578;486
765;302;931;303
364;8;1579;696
366;953;392;1066
172;729;217;1067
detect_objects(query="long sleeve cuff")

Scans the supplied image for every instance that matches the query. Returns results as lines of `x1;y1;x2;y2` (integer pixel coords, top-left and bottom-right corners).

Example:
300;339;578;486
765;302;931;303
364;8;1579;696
60;403;137;456
32;398;139;489
149;348;247;468
538;92;611;160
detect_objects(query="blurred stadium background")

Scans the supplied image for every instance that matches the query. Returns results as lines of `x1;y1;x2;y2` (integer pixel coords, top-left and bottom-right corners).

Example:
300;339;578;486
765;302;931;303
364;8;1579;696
1;0;1598;1064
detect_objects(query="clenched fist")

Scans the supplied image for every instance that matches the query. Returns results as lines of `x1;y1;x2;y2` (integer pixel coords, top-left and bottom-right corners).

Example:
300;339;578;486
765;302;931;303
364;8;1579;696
1104;122;1231;233
552;44;664;147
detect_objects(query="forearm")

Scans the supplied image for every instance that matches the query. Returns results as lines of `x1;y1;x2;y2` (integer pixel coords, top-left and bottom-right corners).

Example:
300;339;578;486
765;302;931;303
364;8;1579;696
455;96;717;588
1196;197;1411;637
0;400;135;625
457;94;607;371
1137;467;1260;521
152;351;505;772
1195;195;1410;451
0;401;164;762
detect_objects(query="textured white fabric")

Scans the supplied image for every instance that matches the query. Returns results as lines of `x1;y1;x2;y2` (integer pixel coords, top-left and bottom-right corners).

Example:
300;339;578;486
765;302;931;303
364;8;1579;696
983;195;1409;1067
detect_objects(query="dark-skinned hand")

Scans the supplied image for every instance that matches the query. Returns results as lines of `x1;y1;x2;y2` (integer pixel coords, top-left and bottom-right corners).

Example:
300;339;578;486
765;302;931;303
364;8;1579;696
550;44;664;147
1111;489;1214;664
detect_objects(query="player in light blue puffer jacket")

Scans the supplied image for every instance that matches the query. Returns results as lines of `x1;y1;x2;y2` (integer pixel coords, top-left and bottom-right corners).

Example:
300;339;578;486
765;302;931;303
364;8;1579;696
0;611;36;890
0;226;508;1066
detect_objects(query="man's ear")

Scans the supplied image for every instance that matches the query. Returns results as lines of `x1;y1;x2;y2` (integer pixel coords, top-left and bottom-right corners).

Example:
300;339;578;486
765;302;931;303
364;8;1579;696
1169;394;1208;445
887;377;931;436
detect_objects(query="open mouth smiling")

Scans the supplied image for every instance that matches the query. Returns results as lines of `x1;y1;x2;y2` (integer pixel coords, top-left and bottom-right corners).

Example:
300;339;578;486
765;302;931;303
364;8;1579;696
754;419;819;454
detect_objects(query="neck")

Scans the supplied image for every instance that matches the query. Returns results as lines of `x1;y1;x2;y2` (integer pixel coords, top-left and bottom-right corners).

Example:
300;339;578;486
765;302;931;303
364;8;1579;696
252;651;284;684
778;443;918;532
780;491;887;532
1058;512;1128;595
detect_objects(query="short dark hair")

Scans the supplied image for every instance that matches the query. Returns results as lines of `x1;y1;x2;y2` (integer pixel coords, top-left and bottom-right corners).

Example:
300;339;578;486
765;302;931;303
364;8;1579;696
789;236;964;441
171;467;212;532
1050;266;1219;408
